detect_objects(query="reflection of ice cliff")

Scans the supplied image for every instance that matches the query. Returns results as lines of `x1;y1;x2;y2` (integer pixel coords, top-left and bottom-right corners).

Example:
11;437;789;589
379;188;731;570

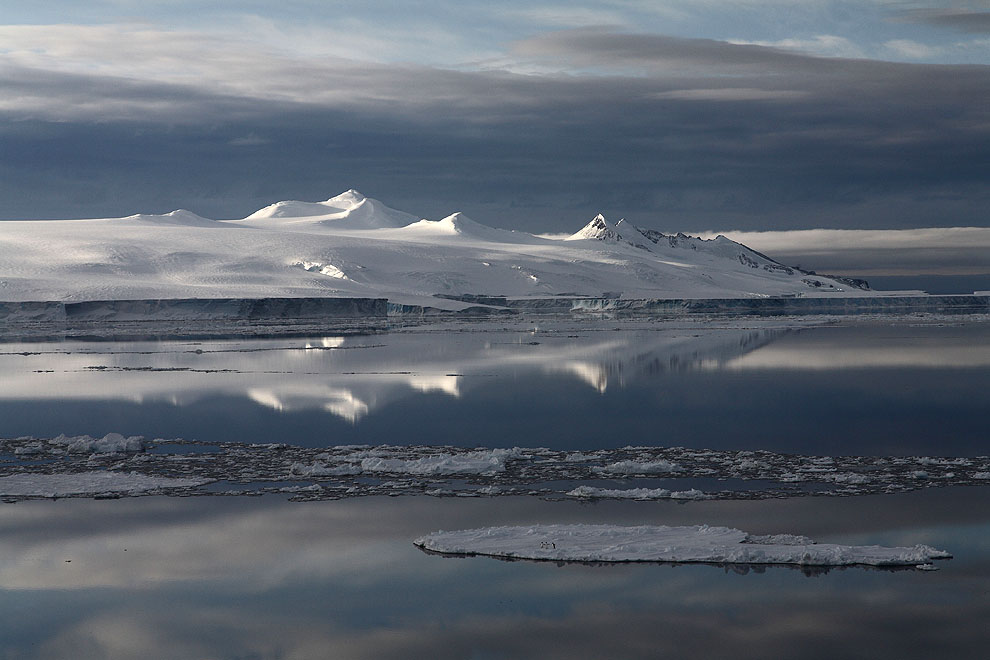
0;327;786;422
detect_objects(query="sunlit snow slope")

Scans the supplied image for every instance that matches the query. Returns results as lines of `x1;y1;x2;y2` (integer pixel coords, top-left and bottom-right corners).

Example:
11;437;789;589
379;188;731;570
0;190;869;304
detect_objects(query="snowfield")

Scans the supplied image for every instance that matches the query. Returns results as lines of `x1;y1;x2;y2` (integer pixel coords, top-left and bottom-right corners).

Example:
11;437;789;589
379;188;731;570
0;190;870;305
414;524;951;568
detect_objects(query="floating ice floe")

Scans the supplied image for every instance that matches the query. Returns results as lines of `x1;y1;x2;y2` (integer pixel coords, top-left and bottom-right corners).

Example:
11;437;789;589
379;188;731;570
290;448;522;477
13;433;146;455
414;524;951;568
593;459;681;475
567;486;710;500
357;449;520;475
55;433;146;454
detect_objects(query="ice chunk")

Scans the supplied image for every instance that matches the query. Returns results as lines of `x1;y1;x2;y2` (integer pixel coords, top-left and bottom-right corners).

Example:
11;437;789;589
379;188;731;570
567;486;710;500
594;459;681;475
289;461;362;477
50;433;146;454
358;448;522;476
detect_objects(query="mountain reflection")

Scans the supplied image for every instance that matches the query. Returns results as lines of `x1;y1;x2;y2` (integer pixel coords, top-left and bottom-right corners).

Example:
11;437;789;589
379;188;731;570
0;327;788;423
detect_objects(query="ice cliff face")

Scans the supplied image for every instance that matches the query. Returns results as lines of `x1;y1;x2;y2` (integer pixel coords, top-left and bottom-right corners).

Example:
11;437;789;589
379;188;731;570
0;190;871;304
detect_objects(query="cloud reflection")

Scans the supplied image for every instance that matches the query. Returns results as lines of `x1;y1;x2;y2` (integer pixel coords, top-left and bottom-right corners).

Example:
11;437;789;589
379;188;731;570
725;345;990;370
0;490;986;658
722;325;990;370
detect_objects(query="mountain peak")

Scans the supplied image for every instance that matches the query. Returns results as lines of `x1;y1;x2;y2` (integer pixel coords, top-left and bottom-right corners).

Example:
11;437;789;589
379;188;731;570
242;189;419;228
568;213;622;242
325;189;367;207
404;212;484;236
122;208;215;226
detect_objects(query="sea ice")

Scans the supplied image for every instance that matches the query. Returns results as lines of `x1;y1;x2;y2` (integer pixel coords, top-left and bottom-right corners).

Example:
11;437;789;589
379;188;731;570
53;433;146;454
358;449;522;475
0;471;210;497
3;435;990;502
594;459;681;475
567;486;710;500
288;448;524;478
11;433;146;455
414;524;951;568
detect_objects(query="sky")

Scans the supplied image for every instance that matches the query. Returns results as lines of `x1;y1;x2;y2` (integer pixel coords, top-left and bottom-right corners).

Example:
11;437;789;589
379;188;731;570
0;0;988;239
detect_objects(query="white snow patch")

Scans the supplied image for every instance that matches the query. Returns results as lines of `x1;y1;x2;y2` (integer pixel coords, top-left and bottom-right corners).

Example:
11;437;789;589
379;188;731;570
414;524;951;567
291;260;348;279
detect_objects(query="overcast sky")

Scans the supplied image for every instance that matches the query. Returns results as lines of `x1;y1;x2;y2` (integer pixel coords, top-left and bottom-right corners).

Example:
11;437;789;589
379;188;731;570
0;1;987;235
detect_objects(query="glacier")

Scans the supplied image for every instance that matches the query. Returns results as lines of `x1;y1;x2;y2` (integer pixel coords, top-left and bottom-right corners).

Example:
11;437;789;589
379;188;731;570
2;190;986;338
0;189;876;306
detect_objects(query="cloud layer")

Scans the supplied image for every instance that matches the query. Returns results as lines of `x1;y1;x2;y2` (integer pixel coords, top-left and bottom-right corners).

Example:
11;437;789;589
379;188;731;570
702;227;990;277
0;22;987;233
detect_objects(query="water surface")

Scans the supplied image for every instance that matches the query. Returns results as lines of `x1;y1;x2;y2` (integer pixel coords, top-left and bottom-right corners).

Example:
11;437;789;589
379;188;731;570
0;489;986;659
0;318;988;658
1;321;987;455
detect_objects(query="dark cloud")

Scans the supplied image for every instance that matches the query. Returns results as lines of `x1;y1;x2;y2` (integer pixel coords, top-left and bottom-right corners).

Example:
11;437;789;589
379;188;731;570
513;29;841;72
0;31;987;232
897;9;990;33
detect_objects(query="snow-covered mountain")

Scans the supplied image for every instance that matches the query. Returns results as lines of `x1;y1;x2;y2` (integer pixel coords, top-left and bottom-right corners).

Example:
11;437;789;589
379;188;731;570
0;190;870;305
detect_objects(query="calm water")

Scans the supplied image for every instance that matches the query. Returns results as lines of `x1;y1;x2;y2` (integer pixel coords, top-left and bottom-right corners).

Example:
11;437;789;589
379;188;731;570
0;491;988;659
0;318;988;658
1;321;988;455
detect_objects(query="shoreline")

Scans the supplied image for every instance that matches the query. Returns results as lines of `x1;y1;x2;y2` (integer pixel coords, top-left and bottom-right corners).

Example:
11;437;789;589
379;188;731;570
0;294;987;341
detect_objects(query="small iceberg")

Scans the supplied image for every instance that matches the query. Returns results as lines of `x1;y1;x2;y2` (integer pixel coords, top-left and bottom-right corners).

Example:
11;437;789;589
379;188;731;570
414;524;950;568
